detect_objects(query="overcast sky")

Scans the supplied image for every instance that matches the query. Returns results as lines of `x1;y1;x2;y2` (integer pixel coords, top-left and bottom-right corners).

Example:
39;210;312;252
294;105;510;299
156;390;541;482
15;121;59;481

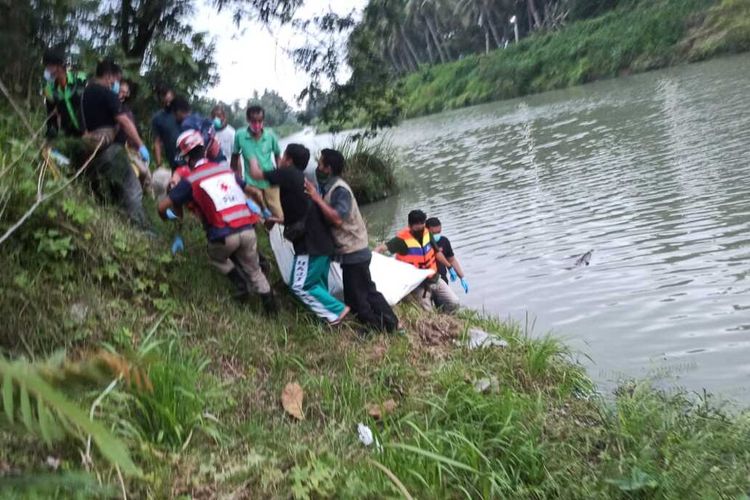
192;0;367;108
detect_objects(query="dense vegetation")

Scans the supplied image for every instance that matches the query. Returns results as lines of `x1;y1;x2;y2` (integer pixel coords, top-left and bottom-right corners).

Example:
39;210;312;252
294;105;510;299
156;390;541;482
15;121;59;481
3;0;750;496
0;0;304;136
303;0;750;129
2;102;750;497
398;0;750;117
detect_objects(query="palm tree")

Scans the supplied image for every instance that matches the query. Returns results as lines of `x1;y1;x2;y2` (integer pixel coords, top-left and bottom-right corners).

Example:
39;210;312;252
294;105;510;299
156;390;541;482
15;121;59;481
406;0;451;64
455;0;507;53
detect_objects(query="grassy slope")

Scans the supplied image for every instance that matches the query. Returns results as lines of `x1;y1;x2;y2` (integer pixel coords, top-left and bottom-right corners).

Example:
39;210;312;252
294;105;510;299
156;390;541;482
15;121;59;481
2;124;750;496
400;0;750;118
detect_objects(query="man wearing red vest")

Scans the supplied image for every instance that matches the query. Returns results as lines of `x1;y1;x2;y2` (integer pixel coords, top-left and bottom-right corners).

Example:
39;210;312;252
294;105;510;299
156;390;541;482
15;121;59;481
375;210;459;313
157;130;276;314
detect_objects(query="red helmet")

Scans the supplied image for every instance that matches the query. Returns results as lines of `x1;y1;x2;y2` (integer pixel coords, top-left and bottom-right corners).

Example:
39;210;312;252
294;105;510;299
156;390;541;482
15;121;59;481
176;130;204;157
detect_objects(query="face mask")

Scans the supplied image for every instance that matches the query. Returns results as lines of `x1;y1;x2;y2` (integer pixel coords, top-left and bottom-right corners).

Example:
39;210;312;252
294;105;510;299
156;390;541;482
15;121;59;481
315;169;330;185
43;69;54;83
433;234;442;242
249;123;263;135
213;117;223;130
111;80;120;95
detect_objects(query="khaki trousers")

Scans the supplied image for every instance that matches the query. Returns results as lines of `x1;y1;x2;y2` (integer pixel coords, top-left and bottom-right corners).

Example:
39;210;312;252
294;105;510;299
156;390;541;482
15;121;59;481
263;186;283;219
207;229;270;294
410;279;460;314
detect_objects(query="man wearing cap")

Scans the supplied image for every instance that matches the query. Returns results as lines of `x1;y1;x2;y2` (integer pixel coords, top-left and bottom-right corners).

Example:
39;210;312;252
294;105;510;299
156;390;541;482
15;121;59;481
157;130;277;314
42;48;88;139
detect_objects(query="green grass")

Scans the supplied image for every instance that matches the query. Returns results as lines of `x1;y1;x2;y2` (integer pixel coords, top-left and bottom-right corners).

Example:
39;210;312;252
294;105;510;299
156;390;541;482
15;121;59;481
400;0;749;118
2;109;750;497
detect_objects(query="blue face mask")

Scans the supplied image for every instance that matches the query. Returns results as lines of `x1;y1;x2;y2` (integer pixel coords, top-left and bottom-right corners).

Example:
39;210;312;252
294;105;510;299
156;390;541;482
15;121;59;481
213;117;223;130
111;80;120;95
433;234;442;242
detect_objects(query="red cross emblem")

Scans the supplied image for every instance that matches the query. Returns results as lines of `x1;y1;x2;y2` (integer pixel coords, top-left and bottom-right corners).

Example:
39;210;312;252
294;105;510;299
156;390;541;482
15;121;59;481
220;182;228;192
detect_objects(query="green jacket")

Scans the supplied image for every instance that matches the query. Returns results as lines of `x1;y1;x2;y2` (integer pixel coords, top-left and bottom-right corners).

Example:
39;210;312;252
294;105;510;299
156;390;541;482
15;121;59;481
44;71;88;139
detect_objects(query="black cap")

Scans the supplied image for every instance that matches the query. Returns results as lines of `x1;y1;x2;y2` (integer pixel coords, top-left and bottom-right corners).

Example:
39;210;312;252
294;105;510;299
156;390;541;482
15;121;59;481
43;48;65;66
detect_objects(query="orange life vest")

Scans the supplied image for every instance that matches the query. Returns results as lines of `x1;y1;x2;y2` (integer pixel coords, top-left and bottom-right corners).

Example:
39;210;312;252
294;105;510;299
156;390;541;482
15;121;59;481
394;227;437;275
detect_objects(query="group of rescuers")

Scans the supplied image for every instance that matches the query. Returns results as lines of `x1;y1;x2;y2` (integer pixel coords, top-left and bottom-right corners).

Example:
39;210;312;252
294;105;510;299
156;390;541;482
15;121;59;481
43;49;470;333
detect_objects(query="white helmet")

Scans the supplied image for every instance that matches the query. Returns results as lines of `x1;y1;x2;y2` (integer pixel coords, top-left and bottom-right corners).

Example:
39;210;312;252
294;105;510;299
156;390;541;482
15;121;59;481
176;129;204;157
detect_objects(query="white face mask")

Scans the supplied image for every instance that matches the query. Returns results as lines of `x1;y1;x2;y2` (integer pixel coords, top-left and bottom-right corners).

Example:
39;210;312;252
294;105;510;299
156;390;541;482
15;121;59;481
43;69;54;83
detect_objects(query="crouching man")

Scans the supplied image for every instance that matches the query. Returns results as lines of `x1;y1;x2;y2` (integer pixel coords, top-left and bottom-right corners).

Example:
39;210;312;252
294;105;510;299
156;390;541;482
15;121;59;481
157;130;276;314
375;210;459;313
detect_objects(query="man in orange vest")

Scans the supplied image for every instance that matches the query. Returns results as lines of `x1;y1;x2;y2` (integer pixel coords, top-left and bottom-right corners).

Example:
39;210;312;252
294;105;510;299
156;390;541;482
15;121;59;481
375;210;459;313
157;130;276;314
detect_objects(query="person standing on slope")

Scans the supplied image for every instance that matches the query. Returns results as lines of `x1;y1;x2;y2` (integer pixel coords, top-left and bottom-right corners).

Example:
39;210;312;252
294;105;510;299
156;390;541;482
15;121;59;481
211;105;236;168
231;105;283;219
158;130;277;314
249;144;350;325
306;149;399;333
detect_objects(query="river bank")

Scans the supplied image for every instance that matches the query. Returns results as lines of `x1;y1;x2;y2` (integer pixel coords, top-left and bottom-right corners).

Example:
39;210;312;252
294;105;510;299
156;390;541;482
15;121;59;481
2;113;750;496
399;0;750;118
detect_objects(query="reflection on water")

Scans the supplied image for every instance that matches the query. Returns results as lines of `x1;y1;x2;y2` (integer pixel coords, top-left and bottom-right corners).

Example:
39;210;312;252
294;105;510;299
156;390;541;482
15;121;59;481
357;55;750;400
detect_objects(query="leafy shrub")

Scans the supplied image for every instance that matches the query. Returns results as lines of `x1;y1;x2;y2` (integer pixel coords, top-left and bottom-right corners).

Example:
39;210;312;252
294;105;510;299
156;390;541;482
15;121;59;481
109;329;226;450
334;135;400;205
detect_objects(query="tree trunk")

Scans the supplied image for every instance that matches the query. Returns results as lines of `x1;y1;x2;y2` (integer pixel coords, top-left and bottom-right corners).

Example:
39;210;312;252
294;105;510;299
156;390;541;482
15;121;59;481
400;26;423;67
424;29;436;63
394;42;415;73
387;45;403;74
527;0;542;30
424;15;447;63
484;8;504;48
120;0;131;55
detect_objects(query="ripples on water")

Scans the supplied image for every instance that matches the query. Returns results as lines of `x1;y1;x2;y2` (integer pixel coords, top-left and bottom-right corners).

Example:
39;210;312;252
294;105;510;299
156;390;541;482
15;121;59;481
364;55;750;400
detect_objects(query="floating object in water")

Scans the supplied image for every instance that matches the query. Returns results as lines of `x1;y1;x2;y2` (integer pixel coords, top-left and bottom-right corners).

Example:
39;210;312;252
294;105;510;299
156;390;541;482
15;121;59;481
574;249;594;267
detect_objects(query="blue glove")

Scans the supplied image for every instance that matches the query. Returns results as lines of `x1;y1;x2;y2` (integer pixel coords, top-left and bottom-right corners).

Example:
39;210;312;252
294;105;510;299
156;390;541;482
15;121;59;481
165;208;178;220
246;199;262;215
448;267;458;282
460;277;469;294
171;235;184;255
138;145;150;164
262;208;273;219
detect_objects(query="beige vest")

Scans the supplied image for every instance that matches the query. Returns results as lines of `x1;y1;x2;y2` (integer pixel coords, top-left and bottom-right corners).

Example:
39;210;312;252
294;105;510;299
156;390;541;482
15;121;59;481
323;177;369;255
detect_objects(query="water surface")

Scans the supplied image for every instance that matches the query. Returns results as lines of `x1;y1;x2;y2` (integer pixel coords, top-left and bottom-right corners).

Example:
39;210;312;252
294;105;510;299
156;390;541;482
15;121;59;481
291;55;750;400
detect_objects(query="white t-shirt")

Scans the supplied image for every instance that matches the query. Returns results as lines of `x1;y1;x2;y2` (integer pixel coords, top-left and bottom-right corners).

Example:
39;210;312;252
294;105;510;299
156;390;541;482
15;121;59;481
215;124;236;159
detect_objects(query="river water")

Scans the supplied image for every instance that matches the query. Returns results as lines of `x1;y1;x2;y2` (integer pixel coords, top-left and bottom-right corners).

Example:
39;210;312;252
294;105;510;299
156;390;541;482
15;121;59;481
288;54;750;401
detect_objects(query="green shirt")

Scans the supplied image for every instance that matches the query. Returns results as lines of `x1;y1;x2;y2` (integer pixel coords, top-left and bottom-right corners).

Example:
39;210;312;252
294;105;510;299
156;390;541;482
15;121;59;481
233;127;281;189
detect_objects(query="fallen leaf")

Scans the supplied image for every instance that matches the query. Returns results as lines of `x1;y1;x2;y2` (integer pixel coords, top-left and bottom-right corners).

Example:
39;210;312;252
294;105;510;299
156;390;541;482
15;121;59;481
281;382;304;420
367;399;398;420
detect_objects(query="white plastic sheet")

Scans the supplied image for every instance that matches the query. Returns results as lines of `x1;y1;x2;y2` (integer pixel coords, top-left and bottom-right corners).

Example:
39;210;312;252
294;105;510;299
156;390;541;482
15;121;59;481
269;224;431;306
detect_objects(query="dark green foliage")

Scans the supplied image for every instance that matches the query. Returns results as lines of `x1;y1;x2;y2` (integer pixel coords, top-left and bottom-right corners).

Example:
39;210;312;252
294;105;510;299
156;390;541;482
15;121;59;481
0;354;140;476
400;0;719;118
683;0;750;61
334;136;400;205
570;0;635;20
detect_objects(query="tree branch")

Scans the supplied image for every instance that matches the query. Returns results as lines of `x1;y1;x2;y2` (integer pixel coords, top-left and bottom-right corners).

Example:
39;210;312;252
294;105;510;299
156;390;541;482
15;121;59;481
0;139;103;247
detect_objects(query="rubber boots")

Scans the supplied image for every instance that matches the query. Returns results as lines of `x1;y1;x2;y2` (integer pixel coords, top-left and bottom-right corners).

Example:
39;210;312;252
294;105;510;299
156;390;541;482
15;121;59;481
226;268;250;301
